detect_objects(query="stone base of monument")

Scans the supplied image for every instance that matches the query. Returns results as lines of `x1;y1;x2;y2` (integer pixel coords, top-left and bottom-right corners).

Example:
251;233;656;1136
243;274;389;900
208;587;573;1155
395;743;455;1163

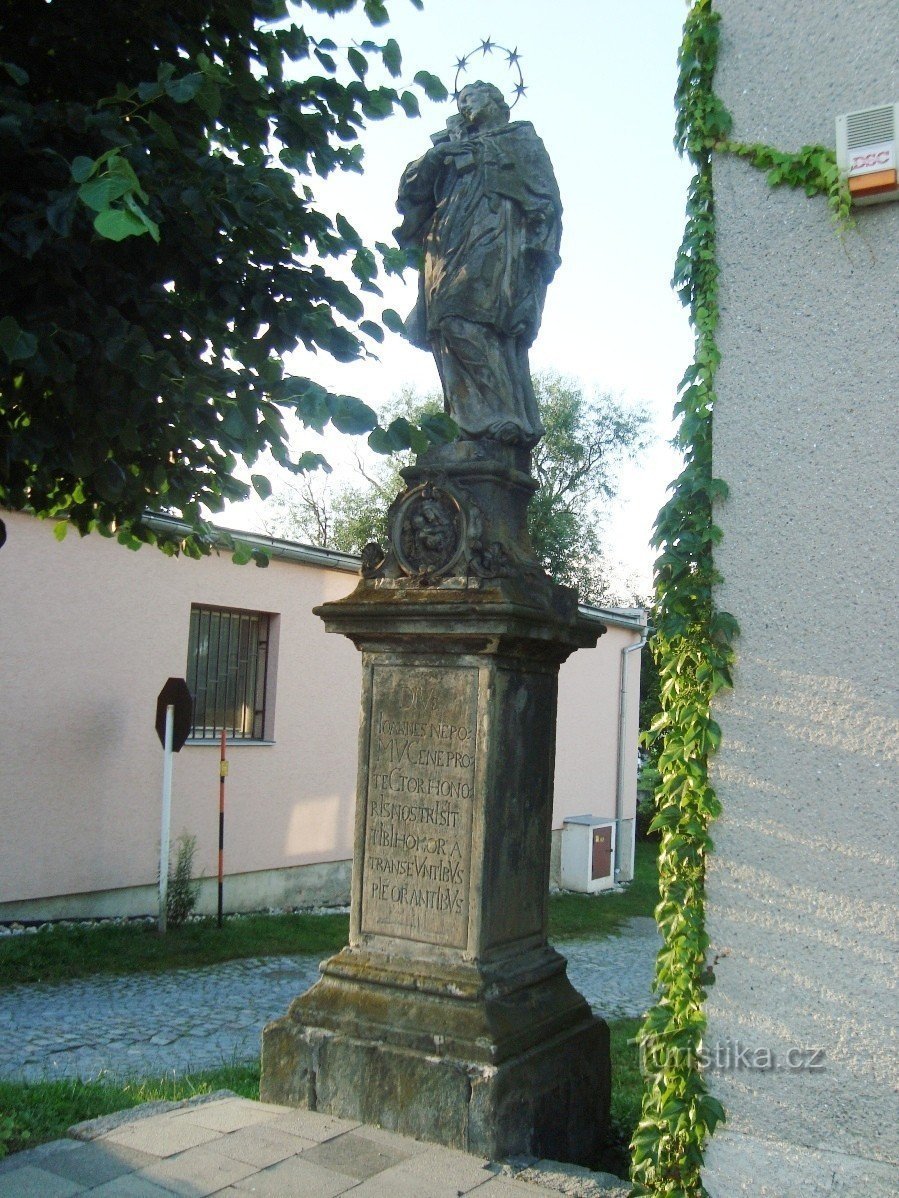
262;957;608;1163
261;443;611;1166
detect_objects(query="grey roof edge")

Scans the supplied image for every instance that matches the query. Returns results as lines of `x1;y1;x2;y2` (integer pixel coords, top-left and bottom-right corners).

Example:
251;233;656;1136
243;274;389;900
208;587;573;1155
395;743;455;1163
142;512;361;574
143;514;649;628
578;603;647;633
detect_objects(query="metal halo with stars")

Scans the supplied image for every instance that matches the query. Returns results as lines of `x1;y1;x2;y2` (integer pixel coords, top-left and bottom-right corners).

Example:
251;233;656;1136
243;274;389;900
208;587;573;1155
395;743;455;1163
453;39;526;108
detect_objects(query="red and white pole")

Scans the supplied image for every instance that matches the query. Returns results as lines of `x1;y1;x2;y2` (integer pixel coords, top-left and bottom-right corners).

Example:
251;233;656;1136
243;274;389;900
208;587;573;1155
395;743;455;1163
218;728;227;928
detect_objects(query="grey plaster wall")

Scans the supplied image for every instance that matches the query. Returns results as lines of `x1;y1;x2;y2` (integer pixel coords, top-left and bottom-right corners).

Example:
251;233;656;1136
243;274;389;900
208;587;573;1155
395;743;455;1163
0;860;352;922
703;3;899;1194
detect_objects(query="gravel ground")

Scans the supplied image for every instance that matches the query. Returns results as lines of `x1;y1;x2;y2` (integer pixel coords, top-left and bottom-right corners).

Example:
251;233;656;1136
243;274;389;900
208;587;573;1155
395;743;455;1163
0;918;659;1082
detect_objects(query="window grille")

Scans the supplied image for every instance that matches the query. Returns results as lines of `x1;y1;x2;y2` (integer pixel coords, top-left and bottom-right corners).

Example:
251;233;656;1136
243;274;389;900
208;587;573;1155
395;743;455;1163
186;605;270;740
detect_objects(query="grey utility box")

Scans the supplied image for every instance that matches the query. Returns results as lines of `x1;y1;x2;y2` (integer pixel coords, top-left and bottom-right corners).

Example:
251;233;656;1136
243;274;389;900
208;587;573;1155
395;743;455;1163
560;815;616;893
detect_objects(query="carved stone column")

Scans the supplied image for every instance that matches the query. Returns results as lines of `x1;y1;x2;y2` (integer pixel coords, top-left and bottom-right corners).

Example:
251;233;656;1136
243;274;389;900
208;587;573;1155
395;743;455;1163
261;443;610;1165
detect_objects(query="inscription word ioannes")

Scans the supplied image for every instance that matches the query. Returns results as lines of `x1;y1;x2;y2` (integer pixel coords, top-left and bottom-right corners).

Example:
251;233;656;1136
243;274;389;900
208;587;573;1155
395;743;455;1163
361;665;478;947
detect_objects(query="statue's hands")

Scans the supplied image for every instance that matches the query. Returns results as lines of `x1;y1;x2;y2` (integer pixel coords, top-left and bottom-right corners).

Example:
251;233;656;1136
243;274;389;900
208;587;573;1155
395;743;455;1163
439;142;476;173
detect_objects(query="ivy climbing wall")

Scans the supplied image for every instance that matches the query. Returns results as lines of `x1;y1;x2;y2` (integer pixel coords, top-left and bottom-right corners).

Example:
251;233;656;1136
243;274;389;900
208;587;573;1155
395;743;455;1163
702;1;898;1194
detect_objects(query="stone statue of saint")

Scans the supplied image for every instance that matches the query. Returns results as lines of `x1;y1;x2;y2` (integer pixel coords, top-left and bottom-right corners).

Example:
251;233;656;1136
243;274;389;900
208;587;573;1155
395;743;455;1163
395;81;562;448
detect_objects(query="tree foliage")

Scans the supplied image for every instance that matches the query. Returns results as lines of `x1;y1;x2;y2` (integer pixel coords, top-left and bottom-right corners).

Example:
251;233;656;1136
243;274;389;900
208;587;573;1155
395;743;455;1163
267;373;651;603
0;0;448;556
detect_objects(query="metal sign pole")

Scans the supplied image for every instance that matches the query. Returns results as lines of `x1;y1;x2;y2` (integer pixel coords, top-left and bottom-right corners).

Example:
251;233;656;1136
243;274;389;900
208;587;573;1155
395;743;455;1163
158;703;175;935
218;728;227;928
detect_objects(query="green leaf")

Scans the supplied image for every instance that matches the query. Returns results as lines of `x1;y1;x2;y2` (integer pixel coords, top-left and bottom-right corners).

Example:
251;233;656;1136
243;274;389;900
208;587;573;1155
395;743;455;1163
70;156;97;183
78;175;132;213
292;451;332;474
194;77;221;119
335;213;362;248
412;70;448;102
251;473;272;499
137;80;164;102
53;521;68;542
363;0;390;26
165;72;204;103
93;207;151;241
347;47;368;80
381;308;405;335
328;394;378;435
420;411;457;444
381;38;402;77
93;459;126;501
147;112;179;150
2;61;28;86
359;319;384;343
398;89;420;118
252;549;270;568
123;195;160;242
0;316;37;362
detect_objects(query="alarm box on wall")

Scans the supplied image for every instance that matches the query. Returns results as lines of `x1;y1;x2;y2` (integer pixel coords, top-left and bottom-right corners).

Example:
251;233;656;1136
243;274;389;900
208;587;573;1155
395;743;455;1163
836;103;899;205
560;816;616;893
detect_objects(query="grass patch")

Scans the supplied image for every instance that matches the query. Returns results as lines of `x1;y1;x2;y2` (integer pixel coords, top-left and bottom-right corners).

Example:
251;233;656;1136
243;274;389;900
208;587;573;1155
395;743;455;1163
599;1016;643;1177
0;1064;259;1159
0;1022;644;1173
0;912;349;989
548;838;658;941
1;841;658;987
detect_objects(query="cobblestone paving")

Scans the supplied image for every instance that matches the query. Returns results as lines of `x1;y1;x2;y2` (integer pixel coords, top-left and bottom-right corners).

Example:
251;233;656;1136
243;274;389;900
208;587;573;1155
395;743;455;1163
0;919;659;1082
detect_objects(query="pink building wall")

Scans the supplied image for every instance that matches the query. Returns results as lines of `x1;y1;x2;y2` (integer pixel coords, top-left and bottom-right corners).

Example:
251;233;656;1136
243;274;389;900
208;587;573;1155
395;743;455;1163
0;510;643;918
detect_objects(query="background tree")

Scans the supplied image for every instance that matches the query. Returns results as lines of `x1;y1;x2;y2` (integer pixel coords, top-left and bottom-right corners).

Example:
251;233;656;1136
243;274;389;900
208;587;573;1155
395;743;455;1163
0;0;450;559
267;373;652;603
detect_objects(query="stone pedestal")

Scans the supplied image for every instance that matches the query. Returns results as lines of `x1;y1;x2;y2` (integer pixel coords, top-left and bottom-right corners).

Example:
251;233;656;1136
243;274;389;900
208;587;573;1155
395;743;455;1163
261;443;610;1165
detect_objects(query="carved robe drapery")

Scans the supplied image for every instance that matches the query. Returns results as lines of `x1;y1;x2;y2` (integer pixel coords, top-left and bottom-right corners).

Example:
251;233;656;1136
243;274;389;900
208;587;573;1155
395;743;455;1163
395;120;562;447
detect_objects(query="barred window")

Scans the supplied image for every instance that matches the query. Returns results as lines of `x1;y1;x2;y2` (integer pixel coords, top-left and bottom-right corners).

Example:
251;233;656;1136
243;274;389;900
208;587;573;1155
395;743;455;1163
186;605;271;740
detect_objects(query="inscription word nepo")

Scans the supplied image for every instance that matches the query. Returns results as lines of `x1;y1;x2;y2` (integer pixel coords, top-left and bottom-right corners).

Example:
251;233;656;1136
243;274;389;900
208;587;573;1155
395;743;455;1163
361;665;477;947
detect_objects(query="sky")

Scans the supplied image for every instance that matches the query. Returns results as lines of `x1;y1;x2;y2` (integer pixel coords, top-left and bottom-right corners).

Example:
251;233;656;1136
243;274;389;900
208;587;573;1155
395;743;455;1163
226;0;694;599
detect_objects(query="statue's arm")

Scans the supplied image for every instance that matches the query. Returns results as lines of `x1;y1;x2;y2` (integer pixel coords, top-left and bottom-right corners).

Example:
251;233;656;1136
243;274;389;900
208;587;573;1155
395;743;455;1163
394;147;443;248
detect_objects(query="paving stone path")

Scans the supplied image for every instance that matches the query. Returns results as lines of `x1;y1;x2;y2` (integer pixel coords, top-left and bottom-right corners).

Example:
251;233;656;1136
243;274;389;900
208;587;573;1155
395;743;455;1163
0;918;659;1083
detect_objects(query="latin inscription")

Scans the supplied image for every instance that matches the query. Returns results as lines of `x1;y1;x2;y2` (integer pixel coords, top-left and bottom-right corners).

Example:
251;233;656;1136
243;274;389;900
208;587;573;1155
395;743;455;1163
361;666;477;947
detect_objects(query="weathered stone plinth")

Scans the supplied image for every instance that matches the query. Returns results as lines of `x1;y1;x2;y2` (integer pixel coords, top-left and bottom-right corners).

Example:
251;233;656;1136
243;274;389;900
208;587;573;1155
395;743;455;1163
261;445;610;1164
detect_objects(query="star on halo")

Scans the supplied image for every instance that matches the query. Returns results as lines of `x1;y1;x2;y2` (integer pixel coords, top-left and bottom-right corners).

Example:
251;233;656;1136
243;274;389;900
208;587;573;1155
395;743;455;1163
451;39;528;109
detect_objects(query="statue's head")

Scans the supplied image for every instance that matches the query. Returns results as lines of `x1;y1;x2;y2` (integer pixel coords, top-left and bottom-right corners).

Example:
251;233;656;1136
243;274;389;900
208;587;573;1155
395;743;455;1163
456;81;510;131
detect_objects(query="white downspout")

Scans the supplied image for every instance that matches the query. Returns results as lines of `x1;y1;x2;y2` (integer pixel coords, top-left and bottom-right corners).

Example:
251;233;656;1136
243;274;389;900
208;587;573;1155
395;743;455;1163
614;628;647;881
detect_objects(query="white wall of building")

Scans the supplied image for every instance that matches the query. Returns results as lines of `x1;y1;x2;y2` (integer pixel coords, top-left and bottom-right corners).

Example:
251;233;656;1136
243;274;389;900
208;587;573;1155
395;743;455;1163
0;510;644;918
